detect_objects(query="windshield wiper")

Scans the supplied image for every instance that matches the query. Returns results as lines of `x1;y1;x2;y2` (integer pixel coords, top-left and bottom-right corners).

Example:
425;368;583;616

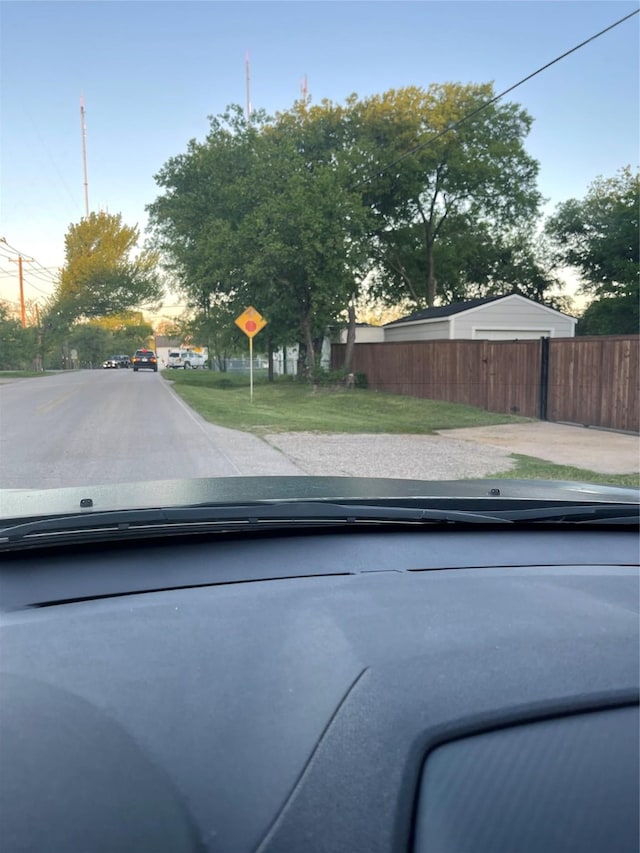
0;502;509;544
489;504;640;524
0;500;637;548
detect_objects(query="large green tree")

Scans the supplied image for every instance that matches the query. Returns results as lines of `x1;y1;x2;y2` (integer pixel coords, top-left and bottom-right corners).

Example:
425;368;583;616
576;293;639;336
148;105;371;374
546;167;639;298
147;108;272;344
546;167;639;335
344;84;542;307
52;211;162;324
147;85;548;373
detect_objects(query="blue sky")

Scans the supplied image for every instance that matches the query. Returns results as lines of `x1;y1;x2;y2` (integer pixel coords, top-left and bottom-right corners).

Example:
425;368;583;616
1;0;638;308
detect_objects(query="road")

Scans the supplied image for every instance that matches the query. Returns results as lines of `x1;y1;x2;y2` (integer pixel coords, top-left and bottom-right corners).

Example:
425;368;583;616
0;370;303;490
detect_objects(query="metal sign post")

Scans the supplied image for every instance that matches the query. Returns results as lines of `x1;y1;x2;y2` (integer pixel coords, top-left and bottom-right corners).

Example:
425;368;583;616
249;336;254;402
234;306;267;403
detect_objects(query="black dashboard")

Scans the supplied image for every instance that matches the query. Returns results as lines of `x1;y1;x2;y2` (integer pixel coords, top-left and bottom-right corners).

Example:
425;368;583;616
1;526;638;852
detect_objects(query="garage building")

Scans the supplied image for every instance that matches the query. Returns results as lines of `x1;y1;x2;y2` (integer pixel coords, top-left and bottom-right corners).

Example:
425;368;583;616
384;294;576;342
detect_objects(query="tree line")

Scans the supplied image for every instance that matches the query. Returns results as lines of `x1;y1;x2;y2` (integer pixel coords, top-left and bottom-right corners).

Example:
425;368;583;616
32;83;638;373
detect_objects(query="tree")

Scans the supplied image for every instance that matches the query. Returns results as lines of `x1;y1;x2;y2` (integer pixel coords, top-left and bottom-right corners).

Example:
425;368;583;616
347;84;542;307
67;324;112;367
168;295;245;372
577;294;639;336
241;113;371;374
546;167;639;299
0;302;36;369
62;315;154;367
148;104;371;376
546;167;639;335
51;211;162;324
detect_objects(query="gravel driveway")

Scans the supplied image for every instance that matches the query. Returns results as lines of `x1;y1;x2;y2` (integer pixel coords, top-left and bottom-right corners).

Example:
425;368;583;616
264;433;515;480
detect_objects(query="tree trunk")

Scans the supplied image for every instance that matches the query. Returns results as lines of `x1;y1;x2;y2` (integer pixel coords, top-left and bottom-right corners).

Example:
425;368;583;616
302;315;317;380
343;298;356;372
267;338;274;382
282;345;287;375
426;237;436;308
297;341;307;379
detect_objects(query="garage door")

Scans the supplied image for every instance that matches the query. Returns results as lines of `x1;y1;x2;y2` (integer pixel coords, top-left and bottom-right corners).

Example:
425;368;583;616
473;329;552;340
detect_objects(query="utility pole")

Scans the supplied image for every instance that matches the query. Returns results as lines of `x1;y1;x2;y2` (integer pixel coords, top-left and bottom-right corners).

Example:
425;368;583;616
80;93;89;217
245;51;252;125
8;255;33;328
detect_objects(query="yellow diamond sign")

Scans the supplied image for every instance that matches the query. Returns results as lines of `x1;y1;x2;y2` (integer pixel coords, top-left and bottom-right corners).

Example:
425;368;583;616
235;306;267;339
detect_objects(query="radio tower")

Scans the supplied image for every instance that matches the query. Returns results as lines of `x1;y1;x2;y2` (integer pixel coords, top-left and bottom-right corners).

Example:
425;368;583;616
80;94;89;217
245;51;252;125
300;74;308;106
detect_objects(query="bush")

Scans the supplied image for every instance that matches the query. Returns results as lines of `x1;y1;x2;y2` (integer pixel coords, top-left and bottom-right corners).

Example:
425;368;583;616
310;368;368;389
313;368;348;386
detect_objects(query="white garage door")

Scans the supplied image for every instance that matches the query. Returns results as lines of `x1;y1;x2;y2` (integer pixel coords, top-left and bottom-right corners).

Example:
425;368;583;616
473;329;552;340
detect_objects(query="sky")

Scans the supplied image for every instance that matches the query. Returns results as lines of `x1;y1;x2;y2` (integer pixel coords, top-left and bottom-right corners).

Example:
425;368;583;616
1;0;638;313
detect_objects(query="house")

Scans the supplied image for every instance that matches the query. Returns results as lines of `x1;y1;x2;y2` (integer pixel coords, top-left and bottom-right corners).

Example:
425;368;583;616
339;323;386;344
383;294;576;342
153;336;182;370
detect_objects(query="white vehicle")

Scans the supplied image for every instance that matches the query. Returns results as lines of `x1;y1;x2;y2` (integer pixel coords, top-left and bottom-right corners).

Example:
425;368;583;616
167;350;207;370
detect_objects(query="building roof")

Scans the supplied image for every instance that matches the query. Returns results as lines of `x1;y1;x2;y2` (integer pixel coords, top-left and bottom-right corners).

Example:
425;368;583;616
154;335;182;348
385;295;507;326
384;293;576;326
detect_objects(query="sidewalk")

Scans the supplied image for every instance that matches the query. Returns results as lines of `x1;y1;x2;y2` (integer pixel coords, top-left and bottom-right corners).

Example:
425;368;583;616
438;422;639;475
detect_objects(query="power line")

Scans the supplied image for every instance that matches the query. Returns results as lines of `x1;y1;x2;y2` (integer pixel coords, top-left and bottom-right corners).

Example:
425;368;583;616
0;240;60;281
354;8;640;188
0;258;58;286
21;275;52;297
21;267;59;284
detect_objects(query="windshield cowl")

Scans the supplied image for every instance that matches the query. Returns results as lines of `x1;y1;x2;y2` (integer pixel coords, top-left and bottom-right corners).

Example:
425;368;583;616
0;476;637;525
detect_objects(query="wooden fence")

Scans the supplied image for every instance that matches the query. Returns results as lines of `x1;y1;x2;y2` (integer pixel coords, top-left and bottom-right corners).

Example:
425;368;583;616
332;335;639;433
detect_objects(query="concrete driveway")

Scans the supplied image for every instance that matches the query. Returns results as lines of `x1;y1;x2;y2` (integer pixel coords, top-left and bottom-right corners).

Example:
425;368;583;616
265;421;639;480
437;422;639;475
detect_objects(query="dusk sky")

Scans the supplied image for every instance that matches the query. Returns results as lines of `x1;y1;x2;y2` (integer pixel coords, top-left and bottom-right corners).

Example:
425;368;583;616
1;1;638;310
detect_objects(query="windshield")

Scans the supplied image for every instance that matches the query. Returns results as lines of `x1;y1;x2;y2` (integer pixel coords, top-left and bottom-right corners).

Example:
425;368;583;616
0;1;638;509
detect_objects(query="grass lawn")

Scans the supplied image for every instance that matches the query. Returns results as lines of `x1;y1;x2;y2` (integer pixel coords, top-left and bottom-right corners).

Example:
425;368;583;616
0;371;51;379
493;454;639;489
162;370;529;435
163;372;638;488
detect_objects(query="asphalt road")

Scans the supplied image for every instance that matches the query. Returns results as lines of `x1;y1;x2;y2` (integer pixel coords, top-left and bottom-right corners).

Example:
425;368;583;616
0;370;303;489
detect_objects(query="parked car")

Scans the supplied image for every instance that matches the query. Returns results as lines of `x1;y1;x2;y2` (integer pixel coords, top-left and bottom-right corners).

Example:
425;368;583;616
132;349;158;372
167;349;207;369
102;355;130;369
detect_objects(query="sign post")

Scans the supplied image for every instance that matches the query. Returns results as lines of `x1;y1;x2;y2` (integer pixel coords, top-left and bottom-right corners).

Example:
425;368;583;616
234;306;267;402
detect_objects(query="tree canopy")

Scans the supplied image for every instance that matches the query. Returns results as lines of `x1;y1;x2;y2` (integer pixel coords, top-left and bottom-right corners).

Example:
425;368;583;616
546;167;639;335
0;302;37;369
148;105;371;372
51;211;162;325
147;85;554;371
343;83;543;307
546;167;639;299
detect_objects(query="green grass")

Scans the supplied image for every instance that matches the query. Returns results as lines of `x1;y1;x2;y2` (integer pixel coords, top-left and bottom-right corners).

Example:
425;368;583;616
0;370;50;379
162;370;529;435
493;454;639;489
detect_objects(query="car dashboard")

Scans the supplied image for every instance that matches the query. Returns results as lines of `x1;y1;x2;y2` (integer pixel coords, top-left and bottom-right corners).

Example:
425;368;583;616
0;524;638;853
